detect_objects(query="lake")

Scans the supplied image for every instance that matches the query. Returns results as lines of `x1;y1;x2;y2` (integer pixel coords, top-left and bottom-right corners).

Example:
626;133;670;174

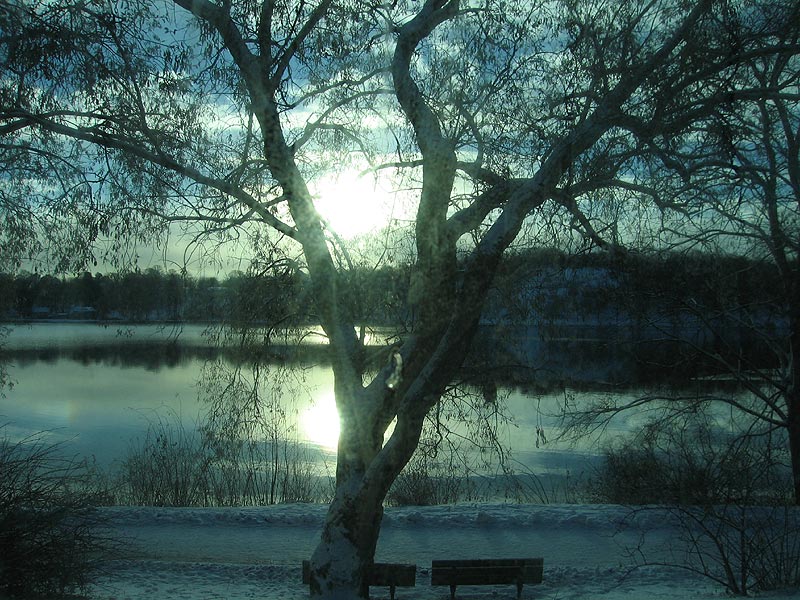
0;322;734;501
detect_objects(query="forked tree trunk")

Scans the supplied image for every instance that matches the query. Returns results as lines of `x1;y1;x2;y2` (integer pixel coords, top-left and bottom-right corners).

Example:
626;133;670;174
306;396;401;600
787;307;800;505
789;408;800;506
306;372;433;599
307;483;384;600
786;373;800;505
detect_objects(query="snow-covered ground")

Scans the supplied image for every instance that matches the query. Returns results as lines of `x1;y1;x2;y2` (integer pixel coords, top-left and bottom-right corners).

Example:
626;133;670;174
90;502;798;600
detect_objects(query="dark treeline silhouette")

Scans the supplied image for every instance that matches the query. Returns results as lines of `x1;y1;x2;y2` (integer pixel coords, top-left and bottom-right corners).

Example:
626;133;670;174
0;251;783;330
0;264;408;325
0;251;786;392
0;267;304;323
0;251;783;325
481;250;785;386
492;249;783;322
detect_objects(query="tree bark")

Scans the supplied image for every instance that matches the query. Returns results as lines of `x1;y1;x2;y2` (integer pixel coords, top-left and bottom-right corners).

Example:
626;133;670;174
788;301;800;506
307;477;384;600
307;387;428;600
788;397;800;505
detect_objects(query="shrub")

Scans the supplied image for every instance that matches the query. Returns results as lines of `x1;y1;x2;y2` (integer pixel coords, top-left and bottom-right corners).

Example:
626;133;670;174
117;411;324;506
665;502;800;595
597;413;799;595
590;444;666;504
276;442;322;503
387;457;469;506
119;416;208;506
0;428;118;598
588;416;787;505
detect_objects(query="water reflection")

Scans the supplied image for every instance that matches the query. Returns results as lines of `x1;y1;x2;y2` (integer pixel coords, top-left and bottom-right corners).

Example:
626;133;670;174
0;323;761;481
1;359;203;465
300;393;340;451
0;325;340;471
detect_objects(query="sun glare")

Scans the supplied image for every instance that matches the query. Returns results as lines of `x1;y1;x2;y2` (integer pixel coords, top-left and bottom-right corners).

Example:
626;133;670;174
313;170;392;239
301;393;340;450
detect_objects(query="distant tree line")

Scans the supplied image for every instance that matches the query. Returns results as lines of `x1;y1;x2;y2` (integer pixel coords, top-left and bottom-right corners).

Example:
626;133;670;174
0;263;411;326
0;268;293;323
493;249;784;325
0;251;783;329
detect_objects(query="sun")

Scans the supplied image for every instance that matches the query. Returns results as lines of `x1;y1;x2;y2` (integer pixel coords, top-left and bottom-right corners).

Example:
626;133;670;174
300;393;340;451
313;170;392;239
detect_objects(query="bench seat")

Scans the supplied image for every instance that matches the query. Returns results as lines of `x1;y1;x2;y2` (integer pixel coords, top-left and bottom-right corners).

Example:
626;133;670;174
302;560;415;600
431;558;543;600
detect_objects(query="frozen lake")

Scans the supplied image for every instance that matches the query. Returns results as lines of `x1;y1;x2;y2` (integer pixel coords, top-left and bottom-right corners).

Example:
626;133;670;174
0;322;722;488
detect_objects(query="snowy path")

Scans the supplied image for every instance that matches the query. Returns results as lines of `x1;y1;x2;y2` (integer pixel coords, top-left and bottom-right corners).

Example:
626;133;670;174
91;504;779;600
116;516;645;567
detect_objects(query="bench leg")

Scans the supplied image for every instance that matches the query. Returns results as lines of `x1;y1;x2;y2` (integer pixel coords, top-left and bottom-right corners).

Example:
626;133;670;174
389;584;396;600
517;581;523;600
449;583;456;600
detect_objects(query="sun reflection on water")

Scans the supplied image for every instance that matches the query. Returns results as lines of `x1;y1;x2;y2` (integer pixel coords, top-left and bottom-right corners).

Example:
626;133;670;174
300;393;340;450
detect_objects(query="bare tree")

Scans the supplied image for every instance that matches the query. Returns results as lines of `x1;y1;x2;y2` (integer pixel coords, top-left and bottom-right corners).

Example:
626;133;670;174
1;0;791;597
684;9;800;503
562;0;800;504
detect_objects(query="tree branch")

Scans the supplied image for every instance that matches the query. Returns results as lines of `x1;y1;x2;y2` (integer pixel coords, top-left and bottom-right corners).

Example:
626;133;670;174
269;0;333;87
13;111;298;238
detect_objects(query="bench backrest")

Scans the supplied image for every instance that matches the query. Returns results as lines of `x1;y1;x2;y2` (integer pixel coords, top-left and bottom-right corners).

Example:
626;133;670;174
431;558;543;586
302;561;416;587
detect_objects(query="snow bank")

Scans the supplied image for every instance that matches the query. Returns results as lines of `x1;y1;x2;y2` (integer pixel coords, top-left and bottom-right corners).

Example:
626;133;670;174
101;502;671;530
92;503;798;600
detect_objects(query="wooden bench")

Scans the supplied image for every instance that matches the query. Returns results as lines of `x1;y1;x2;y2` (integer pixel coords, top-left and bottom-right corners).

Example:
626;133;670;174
302;560;416;600
431;558;544;600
